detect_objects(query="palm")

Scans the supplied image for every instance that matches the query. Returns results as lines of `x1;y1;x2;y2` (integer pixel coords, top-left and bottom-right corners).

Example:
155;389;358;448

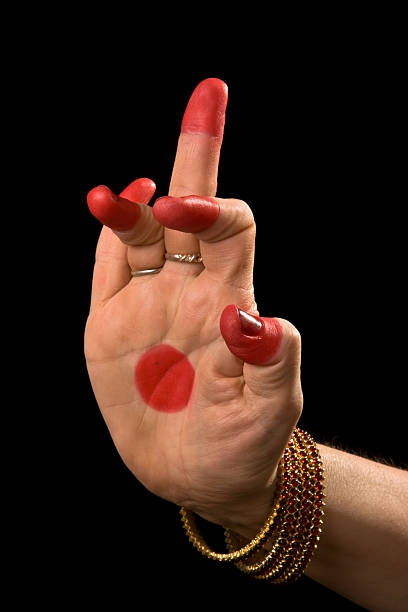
85;249;275;513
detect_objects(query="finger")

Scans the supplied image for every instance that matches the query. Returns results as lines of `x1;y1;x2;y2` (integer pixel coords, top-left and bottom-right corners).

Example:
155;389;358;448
89;225;129;312
152;195;255;290
87;185;143;231
220;304;302;407
218;305;303;437
165;78;228;266
88;179;159;311
87;178;165;274
87;178;160;241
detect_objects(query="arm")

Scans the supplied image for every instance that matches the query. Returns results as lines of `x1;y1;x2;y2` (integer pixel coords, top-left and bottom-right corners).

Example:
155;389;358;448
306;445;408;612
226;443;408;612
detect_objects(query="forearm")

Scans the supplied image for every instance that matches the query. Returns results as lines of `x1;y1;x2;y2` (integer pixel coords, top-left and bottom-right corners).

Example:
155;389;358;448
229;444;408;611
303;444;408;611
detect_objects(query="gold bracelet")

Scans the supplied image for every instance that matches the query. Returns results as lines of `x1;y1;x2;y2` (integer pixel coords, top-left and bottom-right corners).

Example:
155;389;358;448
227;429;325;583
225;430;306;577
179;458;286;562
179;428;325;583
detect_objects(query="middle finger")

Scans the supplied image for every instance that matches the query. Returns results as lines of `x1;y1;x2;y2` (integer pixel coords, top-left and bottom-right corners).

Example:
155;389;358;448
164;78;228;273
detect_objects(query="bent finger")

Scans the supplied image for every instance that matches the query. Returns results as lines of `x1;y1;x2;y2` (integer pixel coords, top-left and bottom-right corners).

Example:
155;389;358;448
87;178;162;245
88;178;162;310
87;178;165;274
89;226;129;312
219;304;303;429
152;195;255;290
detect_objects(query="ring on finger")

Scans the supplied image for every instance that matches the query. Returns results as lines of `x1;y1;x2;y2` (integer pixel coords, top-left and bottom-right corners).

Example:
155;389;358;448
131;267;164;277
165;252;203;264
131;252;203;277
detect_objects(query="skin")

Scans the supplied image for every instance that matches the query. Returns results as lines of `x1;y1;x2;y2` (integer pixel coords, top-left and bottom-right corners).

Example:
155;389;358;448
85;78;408;611
85;76;300;532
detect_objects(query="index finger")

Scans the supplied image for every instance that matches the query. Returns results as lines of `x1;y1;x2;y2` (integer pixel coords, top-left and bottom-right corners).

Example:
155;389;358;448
165;78;228;261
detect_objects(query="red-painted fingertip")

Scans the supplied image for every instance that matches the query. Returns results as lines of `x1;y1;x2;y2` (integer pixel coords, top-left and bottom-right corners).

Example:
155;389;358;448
120;177;156;205
87;185;141;231
220;305;282;365
152;195;220;233
181;78;228;137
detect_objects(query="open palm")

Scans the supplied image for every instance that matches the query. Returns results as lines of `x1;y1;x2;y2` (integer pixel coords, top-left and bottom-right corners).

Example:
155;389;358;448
85;79;302;531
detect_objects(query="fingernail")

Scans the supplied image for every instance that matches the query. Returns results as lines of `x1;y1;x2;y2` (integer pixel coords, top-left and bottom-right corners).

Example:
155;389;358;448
238;308;263;336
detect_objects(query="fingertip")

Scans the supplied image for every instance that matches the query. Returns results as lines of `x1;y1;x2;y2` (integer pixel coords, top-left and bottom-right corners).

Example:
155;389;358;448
220;305;282;366
120;177;156;205
181;78;228;137
220;303;262;345
219;304;243;342
199;77;228;98
152;195;219;233
87;185;141;231
87;185;117;216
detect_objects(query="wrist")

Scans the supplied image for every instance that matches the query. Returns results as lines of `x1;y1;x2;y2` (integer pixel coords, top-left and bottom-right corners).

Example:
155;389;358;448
192;468;279;541
179;428;325;584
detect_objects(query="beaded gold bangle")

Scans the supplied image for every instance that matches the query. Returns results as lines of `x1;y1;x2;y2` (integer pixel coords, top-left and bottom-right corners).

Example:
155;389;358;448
226;429;325;583
179;428;325;584
179;459;286;563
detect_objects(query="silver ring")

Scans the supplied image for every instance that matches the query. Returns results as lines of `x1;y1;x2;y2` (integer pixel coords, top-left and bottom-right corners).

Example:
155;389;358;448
131;266;164;277
165;252;203;264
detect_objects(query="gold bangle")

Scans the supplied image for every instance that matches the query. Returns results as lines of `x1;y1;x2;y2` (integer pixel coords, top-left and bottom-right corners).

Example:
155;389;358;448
228;429;325;583
179;428;325;583
226;432;306;577
179;457;286;562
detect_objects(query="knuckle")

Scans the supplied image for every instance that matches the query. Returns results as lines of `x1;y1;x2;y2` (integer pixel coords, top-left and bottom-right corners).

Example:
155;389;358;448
117;209;163;247
275;319;302;369
281;319;302;351
288;325;302;350
286;389;304;419
231;198;255;227
211;198;255;242
205;198;255;244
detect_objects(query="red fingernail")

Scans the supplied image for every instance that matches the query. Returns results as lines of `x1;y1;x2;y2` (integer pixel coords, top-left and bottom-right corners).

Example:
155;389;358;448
238;308;263;336
87;185;141;231
153;195;220;233
181;78;228;137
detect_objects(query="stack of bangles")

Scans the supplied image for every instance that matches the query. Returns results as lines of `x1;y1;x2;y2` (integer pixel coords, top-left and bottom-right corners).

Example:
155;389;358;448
180;428;325;583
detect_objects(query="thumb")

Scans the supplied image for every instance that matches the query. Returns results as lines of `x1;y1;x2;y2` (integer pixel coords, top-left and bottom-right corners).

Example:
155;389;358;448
219;304;303;405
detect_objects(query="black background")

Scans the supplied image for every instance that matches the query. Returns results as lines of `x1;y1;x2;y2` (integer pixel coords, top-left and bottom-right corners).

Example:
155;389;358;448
17;32;406;610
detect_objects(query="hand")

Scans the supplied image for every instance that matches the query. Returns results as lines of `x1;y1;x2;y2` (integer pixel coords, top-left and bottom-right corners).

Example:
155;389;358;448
85;78;303;534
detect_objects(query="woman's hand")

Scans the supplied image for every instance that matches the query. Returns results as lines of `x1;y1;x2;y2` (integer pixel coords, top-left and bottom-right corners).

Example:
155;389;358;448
84;78;303;534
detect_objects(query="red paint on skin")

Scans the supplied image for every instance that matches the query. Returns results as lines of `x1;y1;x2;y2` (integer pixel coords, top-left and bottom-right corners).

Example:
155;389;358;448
181;78;228;137
120;177;156;205
153;195;220;233
87;178;156;231
220;305;283;366
135;344;195;413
